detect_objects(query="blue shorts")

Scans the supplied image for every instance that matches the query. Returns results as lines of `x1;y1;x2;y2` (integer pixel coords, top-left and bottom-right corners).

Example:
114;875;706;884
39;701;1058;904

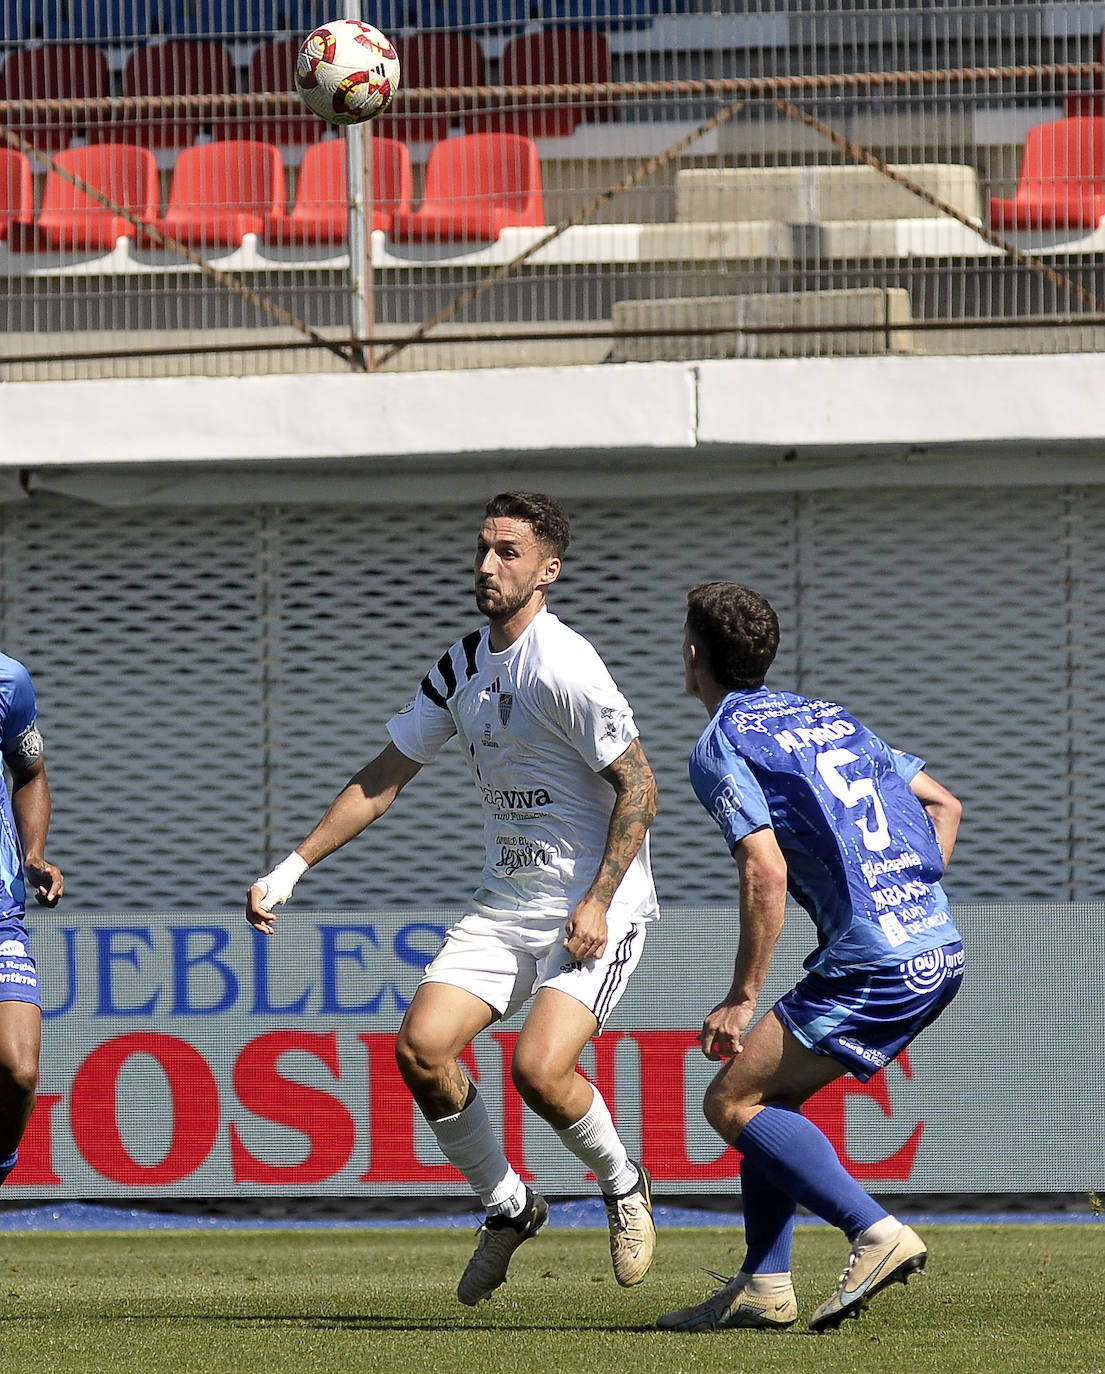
0;913;40;1008
773;941;963;1082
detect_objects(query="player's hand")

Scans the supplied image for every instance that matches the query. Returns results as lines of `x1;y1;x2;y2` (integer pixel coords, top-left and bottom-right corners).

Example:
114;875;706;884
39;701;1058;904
563;898;608;962
246;882;279;934
23;856;63;907
246;852;308;934
698;1000;754;1061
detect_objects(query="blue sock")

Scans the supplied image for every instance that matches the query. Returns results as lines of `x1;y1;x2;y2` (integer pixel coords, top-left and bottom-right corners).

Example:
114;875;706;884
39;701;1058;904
0;1149;17;1186
736;1105;888;1240
740;1154;796;1274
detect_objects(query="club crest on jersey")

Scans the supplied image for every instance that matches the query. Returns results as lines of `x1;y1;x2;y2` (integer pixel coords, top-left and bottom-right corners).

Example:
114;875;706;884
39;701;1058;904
498;692;514;727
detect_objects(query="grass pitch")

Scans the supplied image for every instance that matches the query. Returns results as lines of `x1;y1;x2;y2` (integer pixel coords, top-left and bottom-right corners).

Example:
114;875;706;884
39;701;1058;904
0;1223;1101;1374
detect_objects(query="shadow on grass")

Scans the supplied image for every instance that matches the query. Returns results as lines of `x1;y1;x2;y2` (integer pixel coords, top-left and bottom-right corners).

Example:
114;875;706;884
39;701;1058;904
18;1313;665;1333
243;1315;662;1333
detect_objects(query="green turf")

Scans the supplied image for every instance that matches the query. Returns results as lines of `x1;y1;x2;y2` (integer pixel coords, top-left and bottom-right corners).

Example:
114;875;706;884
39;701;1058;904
0;1224;1101;1373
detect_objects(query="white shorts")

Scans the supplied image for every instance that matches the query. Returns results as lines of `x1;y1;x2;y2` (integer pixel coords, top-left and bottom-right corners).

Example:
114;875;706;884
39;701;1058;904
420;907;647;1028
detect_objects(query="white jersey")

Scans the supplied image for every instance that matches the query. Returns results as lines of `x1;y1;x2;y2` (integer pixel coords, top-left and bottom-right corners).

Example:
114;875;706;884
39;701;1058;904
387;607;659;923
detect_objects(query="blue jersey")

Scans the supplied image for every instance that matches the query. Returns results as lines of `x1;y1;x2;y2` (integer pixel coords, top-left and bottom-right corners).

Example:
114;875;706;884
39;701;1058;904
689;686;960;975
0;654;37;920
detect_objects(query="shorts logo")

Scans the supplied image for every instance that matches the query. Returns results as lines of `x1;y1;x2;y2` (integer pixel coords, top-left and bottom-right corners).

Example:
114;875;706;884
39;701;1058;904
498;693;513;727
836;1035;888;1067
902;946;948;993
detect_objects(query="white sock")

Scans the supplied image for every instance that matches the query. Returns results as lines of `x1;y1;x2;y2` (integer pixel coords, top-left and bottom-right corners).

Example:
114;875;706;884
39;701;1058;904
856;1215;902;1247
555;1083;638;1196
739;1270;793;1293
425;1091;522;1212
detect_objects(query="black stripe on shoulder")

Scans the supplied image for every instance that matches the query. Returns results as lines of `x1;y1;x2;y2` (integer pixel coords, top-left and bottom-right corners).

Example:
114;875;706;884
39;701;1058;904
420;673;448;710
460;630;482;680
435;648;458;699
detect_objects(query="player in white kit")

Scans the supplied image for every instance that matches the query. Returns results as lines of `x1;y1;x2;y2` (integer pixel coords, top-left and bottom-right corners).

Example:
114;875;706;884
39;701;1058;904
247;492;659;1304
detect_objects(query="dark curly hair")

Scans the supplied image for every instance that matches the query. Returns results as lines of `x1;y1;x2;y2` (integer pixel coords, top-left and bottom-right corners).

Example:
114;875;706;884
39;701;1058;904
686;582;779;690
485;491;572;559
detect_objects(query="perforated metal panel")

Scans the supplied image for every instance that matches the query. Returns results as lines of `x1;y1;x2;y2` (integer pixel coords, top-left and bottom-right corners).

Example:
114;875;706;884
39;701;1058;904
0;483;1100;910
1072;485;1105;899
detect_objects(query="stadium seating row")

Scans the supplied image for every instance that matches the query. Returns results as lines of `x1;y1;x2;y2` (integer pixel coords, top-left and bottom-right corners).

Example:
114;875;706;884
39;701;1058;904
0;30;612;148
0;133;544;248
1;112;1100;258
1;0;683;41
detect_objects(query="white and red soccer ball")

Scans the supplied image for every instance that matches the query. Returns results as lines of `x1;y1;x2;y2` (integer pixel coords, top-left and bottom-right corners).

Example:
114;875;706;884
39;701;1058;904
295;18;400;126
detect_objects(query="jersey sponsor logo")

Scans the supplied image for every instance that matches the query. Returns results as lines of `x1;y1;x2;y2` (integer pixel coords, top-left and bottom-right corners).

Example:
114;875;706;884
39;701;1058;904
878;912;910;947
901;946;951;993
708;774;742;823
727;697;844;735
497;841;555;874
774;719;856;753
0;970;36;986
481;784;553;810
0;939;26;957
861;851;922;887
871;879;931;912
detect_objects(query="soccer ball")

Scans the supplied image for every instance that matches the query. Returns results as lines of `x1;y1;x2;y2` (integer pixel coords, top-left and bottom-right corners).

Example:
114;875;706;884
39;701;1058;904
295;18;400;126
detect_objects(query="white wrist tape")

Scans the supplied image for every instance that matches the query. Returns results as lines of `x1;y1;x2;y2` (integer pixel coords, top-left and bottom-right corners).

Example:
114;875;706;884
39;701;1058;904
254;852;308;907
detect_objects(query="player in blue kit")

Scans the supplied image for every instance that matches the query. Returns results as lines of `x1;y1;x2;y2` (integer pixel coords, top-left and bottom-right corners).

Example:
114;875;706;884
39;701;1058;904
658;582;963;1336
0;653;64;1188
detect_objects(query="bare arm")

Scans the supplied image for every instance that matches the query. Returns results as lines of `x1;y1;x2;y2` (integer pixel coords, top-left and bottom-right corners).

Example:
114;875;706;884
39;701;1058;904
8;754;64;907
562;737;658;961
296;741;424;867
246;741;422;933
699;826;788;1061
909;768;962;869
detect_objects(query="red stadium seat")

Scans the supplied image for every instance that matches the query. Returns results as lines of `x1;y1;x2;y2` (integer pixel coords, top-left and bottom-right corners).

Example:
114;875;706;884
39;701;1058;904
9;143;160;252
116;39;237;148
248;36;325;147
0;148;34;241
988;116;1105;231
391;132;544;243
487;29;612;137
0;43;113;150
263;136;413;244
157;140;286;247
388;32;487;145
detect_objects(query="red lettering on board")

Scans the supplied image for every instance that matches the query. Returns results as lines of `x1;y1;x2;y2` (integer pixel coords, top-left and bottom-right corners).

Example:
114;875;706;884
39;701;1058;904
69;1033;219;1185
230;1030;357;1183
9;1093;62;1186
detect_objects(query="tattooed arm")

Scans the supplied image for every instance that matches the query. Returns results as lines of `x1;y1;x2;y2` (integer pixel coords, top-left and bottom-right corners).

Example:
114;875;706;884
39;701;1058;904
562;738;658;961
